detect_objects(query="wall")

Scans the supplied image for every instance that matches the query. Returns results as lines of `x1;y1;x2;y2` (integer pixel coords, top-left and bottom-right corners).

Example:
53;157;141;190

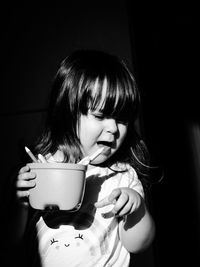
127;2;199;267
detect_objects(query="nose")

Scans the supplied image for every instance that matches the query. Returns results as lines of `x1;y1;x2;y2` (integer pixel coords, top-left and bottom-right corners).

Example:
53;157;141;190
104;118;118;134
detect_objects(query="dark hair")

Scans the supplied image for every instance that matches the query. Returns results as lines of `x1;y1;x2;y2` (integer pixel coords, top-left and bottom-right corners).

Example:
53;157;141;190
34;49;151;182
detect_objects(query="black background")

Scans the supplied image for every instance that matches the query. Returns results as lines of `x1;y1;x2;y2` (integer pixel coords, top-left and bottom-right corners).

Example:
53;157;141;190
0;2;199;266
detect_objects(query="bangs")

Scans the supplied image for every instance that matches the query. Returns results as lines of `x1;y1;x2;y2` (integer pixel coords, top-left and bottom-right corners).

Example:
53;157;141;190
79;74;139;122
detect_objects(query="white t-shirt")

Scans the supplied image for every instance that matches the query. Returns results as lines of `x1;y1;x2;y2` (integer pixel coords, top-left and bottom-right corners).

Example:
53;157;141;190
32;164;144;267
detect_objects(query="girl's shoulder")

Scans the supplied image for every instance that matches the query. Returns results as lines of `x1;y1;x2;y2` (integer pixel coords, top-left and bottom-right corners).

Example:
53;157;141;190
110;162;137;176
111;163;144;195
89;162;138;182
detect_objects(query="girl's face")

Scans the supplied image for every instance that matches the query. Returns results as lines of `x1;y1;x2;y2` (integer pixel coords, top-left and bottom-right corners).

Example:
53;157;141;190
78;111;128;165
77;78;131;165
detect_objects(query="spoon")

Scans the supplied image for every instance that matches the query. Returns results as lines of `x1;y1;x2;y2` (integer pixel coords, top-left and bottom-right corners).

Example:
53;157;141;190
78;147;106;165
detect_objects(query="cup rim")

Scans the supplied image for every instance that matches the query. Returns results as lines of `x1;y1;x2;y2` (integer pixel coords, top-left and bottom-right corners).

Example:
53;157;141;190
27;162;87;171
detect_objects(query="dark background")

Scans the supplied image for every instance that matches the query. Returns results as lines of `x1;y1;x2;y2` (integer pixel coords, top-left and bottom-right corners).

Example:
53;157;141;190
0;1;199;266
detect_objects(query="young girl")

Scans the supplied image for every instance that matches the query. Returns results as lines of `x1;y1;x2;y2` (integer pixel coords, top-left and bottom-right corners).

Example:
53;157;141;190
16;50;155;267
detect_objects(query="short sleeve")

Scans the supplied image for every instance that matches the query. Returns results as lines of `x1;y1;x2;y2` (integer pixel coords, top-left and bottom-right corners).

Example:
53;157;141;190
126;166;145;199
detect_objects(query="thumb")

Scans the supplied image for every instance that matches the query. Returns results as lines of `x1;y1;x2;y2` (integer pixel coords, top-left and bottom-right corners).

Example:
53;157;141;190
94;188;121;208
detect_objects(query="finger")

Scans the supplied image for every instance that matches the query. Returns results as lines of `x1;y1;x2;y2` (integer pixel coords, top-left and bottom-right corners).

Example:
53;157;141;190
102;197;131;219
94;195;111;208
16;179;36;189
108;188;122;203
112;192;129;215
18;171;36;181
116;191;142;216
95;188;121;208
117;202;132;217
16;190;30;198
19;165;30;174
101;210;115;219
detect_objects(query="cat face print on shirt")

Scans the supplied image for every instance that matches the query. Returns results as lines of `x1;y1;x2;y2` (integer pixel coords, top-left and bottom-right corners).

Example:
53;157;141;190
50;233;84;249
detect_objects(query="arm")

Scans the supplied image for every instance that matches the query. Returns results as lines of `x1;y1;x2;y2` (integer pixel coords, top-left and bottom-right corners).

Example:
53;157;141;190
10;200;30;244
10;165;36;244
119;194;155;253
95;188;155;253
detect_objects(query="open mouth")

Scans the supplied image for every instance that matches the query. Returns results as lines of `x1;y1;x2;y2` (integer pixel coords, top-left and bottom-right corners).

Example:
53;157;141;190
97;141;116;149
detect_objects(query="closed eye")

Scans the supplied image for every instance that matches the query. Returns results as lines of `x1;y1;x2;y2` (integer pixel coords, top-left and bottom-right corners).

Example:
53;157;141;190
93;113;104;120
50;238;58;245
75;234;83;240
92;112;128;125
89;110;105;120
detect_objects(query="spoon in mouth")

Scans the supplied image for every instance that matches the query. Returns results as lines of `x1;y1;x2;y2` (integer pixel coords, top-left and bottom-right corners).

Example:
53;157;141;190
78;147;106;165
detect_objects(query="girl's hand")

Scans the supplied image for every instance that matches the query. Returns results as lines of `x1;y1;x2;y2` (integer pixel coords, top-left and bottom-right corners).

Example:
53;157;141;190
16;165;36;205
94;188;142;218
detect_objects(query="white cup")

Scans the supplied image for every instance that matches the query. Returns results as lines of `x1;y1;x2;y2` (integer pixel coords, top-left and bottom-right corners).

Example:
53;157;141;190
28;163;87;211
